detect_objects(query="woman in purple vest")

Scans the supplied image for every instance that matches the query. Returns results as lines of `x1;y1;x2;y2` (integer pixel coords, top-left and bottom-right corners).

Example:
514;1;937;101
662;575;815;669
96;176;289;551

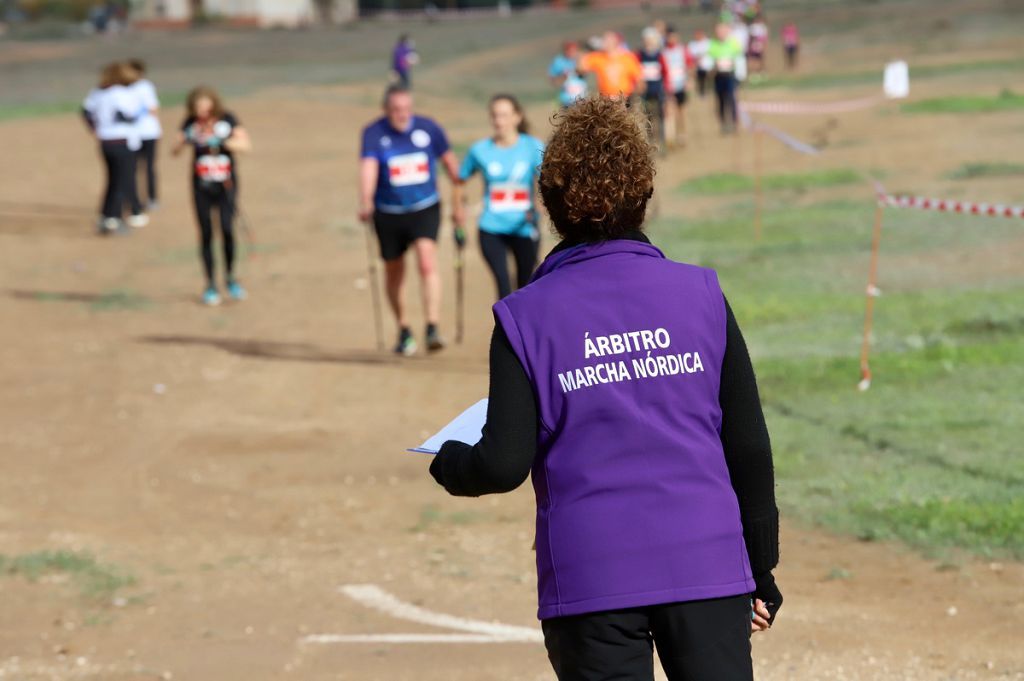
429;96;781;681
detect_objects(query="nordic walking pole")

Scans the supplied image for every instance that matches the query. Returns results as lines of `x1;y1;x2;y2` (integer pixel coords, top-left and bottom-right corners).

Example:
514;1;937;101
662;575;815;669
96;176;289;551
454;223;466;344
361;219;385;351
858;202;885;391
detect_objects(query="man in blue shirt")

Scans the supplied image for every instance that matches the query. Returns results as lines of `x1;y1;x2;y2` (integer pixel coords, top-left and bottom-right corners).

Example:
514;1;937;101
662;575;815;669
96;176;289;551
360;85;459;356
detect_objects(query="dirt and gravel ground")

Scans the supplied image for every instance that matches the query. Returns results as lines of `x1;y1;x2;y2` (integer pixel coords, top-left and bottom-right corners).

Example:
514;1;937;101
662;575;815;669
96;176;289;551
1;7;1023;680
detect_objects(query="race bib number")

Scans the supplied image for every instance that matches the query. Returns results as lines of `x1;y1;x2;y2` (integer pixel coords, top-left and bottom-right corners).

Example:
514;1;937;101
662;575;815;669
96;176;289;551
387;152;430;187
196;154;231;183
489;184;531;213
565;80;586;99
642;62;662;81
669;65;687;88
716;58;735;72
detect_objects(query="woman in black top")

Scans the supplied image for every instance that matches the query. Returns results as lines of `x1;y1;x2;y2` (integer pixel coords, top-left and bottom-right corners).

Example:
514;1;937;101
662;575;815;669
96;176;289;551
172;86;252;306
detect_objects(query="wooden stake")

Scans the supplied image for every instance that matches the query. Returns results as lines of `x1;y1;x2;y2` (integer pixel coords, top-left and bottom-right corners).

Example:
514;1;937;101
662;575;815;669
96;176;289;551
754;127;764;241
858;203;885;391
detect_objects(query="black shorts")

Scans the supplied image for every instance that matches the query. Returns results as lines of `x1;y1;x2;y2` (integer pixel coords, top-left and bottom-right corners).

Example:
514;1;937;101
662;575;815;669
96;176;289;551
373;202;441;261
672;89;688;106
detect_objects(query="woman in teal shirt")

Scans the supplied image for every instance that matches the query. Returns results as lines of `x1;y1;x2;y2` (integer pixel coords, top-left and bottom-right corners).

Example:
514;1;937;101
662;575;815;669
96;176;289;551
454;94;545;300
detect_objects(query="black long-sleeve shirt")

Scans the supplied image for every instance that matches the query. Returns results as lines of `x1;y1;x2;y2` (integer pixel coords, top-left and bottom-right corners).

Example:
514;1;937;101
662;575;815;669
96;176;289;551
430;237;779;577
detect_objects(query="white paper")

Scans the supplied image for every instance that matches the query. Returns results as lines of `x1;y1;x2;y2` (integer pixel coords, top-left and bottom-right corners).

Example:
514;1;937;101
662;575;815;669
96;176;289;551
884;60;909;99
408;399;488;455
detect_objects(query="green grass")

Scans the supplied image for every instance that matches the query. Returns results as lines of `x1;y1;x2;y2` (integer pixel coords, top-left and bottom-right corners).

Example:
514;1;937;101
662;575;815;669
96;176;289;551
746;58;1024;91
0;91;187;123
410;504;488;532
0;550;135;601
946;162;1024;180
89;289;152;312
650;199;1024;559
902;89;1024;114
678;169;862;195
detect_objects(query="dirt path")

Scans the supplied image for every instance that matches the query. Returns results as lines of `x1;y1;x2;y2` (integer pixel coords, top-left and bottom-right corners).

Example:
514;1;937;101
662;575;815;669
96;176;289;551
1;33;1023;681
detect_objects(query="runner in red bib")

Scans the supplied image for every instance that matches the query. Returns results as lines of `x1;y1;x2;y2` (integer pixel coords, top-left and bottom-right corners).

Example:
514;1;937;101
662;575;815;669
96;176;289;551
172;86;252;306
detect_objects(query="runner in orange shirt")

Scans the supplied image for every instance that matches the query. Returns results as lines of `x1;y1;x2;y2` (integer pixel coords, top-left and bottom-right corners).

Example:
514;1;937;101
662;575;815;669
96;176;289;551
578;31;644;100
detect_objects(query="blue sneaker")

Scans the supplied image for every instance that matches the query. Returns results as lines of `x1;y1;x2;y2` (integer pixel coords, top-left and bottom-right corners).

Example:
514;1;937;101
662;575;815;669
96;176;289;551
202;286;221;306
227;280;247;301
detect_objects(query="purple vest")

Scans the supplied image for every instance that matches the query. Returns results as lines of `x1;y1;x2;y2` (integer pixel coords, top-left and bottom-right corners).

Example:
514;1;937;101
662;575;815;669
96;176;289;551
493;240;754;620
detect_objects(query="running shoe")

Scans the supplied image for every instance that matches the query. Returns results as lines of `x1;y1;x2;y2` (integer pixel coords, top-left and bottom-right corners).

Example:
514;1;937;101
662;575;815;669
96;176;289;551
395;327;417;356
202;286;221;306
226;279;247;301
98;217;121;235
425;323;446;353
147;200;160;212
128;213;150;229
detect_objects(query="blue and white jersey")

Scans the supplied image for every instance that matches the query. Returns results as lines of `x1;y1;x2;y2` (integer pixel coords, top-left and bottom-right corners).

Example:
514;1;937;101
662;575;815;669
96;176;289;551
460;134;544;237
361;115;450;214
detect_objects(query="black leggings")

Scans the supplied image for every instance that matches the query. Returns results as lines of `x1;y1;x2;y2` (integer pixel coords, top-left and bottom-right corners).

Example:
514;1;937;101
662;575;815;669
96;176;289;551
478;230;539;300
100;140;140;219
542;594;753;681
193;181;236;285
137;139;158;204
696;68;709;97
714;72;739;131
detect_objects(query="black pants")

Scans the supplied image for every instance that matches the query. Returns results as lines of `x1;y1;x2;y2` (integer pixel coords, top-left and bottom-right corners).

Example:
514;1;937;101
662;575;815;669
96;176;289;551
100;140;140;219
193;181;236;285
714;73;739;131
696;68;709;97
137;139;158;204
478;230;539;300
542;595;753;681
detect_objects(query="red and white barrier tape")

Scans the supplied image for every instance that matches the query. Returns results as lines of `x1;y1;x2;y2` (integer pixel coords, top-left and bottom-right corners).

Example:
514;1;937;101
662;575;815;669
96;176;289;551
876;193;1024;219
740;95;883;115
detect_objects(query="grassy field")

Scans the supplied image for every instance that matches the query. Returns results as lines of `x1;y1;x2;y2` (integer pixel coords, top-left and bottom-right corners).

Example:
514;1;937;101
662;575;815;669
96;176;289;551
652;196;1024;560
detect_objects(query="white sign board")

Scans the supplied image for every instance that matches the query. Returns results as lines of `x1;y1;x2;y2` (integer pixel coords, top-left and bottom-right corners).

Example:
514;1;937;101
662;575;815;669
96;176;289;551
884;60;910;99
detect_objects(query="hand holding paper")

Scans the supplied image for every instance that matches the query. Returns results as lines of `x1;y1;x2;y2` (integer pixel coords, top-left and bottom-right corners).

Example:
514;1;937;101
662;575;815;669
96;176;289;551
408;399;488;454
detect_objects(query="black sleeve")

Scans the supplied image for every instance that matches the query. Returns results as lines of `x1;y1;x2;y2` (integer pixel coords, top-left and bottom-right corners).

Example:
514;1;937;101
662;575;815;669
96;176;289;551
429;324;538;497
720;298;780;576
81;107;96;131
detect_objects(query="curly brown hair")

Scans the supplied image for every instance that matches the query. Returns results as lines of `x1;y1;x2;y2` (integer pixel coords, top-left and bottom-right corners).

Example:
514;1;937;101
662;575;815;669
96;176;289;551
539;97;656;242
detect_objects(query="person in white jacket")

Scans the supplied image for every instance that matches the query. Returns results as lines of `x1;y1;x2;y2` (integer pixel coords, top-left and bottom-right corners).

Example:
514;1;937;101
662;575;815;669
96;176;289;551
129;59;162;210
82;62;148;234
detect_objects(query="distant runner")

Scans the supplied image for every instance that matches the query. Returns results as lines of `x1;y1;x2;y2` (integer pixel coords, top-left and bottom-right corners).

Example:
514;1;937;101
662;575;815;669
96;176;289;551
709;23;744;133
548;41;587;107
636;27;668;144
129;59;161;210
392;34;419;88
359;85;459;355
453;94;544;300
662;26;692;147
782;21;800;70
748;13;769;74
82;61;147;234
172;86;252;306
689;29;712;97
578;31;644;100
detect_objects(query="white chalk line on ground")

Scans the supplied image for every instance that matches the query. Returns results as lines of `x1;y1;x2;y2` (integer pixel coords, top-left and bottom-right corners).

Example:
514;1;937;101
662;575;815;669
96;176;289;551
300;583;544;645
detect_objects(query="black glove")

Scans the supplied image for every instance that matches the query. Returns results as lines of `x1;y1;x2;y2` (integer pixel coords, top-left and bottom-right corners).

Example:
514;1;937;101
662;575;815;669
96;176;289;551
753;571;783;625
429;451;446;487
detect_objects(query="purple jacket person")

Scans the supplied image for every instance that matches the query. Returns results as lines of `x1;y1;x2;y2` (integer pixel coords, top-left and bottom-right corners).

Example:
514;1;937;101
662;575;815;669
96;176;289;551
392;34;418;88
430;97;781;681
